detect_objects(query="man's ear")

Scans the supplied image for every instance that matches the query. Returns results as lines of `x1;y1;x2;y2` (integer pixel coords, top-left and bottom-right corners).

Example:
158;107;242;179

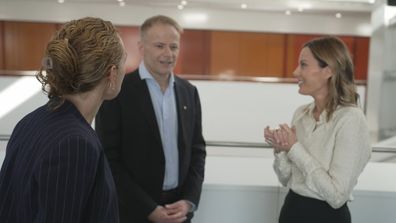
138;41;144;56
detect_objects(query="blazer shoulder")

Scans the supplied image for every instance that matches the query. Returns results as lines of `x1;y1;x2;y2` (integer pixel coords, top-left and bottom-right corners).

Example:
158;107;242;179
175;75;196;90
124;69;141;84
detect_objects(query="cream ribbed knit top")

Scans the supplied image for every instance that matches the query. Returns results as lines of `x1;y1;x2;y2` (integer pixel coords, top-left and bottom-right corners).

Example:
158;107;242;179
274;102;372;209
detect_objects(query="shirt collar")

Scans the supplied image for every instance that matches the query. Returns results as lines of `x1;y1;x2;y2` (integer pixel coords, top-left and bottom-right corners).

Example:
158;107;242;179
306;102;327;124
138;62;175;86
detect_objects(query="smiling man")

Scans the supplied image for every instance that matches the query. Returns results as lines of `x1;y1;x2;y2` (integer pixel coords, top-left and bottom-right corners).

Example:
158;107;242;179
95;15;206;223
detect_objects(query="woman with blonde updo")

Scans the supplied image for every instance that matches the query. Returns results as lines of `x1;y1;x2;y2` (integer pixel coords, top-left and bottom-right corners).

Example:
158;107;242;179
265;36;371;223
0;17;127;223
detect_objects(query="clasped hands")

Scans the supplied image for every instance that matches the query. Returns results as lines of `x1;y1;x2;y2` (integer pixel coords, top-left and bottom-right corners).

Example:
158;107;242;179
264;124;297;153
148;200;191;223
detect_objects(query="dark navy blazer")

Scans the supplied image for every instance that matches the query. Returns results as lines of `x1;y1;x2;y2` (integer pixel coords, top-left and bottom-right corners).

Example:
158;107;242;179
0;100;119;223
96;70;206;223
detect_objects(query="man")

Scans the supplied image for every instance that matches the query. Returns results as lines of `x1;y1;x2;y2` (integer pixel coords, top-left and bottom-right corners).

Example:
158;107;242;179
95;15;206;223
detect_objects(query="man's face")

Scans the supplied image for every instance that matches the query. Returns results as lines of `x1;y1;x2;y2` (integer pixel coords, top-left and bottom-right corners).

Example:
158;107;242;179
139;23;180;78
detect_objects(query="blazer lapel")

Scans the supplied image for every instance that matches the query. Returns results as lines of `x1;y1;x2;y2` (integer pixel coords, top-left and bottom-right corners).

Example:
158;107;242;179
133;74;162;144
174;78;188;172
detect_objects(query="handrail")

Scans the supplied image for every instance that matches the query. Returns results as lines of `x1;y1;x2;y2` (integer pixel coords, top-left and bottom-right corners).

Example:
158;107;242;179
2;135;393;153
207;140;272;148
207;140;396;153
0;135;9;141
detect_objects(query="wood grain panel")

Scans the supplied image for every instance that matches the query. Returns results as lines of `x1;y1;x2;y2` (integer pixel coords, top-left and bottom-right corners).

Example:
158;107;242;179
0;22;4;69
117;26;141;73
174;30;210;75
264;34;286;76
0;20;371;80
285;34;358;78
338;36;355;55
4;21;57;70
238;32;267;76
353;37;369;80
285;34;322;78
238;33;285;77
209;31;240;76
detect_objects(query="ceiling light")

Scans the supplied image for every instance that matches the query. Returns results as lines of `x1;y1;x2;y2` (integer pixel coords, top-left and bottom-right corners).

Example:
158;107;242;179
336;13;342;18
58;0;64;3
241;4;247;9
117;0;123;2
285;10;291;15
119;1;125;7
182;13;208;24
181;0;188;6
178;5;184;10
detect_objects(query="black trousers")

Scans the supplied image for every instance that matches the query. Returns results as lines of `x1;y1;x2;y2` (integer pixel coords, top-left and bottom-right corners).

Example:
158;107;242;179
279;190;351;223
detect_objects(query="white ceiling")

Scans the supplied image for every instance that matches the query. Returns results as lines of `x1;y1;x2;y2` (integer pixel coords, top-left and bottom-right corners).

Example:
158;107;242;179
1;0;377;15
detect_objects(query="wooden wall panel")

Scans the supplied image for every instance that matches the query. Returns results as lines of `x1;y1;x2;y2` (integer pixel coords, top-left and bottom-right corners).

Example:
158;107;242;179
4;22;57;70
264;34;286;76
339;36;355;54
238;32;267;76
239;33;285;77
209;31;240;76
285;34;369;80
0;22;4;69
117;26;141;73
353;37;369;80
0;20;371;80
285;34;322;78
210;31;286;77
175;30;210;75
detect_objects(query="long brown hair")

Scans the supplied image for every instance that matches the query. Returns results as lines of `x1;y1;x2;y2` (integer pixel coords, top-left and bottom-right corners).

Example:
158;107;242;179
304;36;358;121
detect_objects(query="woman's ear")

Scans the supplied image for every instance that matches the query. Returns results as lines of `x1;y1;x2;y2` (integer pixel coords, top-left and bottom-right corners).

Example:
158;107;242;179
323;66;333;79
108;65;117;79
106;65;117;87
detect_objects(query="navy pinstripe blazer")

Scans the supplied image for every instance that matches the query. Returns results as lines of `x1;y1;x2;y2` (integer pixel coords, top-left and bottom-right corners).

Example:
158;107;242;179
0;100;119;223
95;70;206;223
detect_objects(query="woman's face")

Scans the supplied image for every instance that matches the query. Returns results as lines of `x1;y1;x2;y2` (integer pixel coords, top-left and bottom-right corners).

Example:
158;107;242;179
293;47;331;99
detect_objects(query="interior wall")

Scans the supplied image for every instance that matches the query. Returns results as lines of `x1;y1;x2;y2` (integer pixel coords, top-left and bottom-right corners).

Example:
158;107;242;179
0;21;3;69
0;1;372;36
0;20;370;79
3;21;57;70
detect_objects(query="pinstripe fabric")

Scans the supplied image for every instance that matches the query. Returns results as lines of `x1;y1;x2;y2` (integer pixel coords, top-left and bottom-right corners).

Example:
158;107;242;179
0;100;119;223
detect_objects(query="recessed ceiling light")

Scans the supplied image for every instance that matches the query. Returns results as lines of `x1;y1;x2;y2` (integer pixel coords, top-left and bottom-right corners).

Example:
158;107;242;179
119;1;125;7
336;12;342;18
58;0;64;3
241;4;247;9
181;0;188;6
285;10;291;15
178;5;184;10
117;0;123;2
182;13;208;24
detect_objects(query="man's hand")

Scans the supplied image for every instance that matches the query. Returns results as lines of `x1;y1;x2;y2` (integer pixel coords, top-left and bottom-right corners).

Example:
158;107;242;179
148;202;188;223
